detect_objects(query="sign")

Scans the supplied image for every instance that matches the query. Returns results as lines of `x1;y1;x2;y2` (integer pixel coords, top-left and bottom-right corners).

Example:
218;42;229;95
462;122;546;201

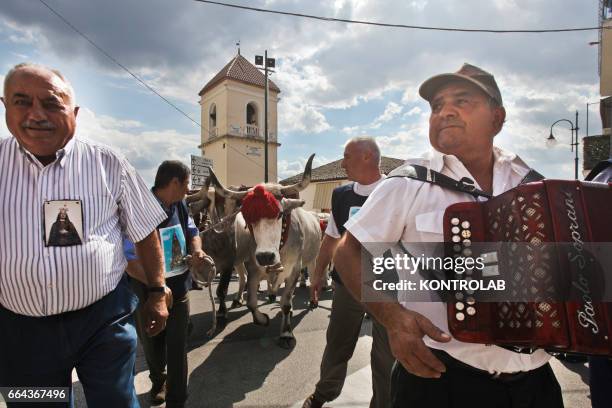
191;155;213;189
246;145;262;157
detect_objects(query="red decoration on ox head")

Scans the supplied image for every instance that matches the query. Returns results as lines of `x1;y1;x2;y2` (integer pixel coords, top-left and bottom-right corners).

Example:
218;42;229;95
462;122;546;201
241;184;281;225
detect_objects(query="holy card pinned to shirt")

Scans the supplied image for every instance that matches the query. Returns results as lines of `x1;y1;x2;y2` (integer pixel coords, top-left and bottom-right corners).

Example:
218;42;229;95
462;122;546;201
159;224;188;277
43;200;84;247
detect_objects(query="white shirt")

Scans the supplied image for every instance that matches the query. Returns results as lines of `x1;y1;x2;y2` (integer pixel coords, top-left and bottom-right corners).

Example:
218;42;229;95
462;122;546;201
0;136;166;316
345;146;551;374
325;175;387;239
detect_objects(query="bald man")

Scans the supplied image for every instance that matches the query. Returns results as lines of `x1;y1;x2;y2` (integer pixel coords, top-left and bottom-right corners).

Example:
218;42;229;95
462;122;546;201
303;137;394;408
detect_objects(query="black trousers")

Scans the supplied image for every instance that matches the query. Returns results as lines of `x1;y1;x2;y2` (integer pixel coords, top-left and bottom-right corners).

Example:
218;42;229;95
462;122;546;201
391;350;564;408
132;280;190;407
589;356;612;408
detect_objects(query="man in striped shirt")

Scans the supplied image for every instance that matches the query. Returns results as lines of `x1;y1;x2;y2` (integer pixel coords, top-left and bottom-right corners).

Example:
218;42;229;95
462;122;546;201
0;63;169;407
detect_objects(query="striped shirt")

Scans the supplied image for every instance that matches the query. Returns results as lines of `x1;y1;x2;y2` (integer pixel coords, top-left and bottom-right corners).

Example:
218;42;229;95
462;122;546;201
0;136;166;317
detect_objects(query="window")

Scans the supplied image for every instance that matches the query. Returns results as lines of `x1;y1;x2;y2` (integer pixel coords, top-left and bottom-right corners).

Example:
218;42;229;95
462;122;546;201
246;102;258;126
209;104;217;128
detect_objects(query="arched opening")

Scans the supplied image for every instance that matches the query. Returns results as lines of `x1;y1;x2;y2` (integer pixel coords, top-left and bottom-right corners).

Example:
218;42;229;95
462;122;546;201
209;103;217;138
246;102;259;137
246;103;258;125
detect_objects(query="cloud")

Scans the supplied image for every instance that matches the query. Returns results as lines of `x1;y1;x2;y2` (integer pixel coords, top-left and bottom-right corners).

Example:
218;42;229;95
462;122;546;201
403;106;422;117
0;0;603;180
342;125;360;135
278;154;332;180
75;107;200;184
372;102;403;127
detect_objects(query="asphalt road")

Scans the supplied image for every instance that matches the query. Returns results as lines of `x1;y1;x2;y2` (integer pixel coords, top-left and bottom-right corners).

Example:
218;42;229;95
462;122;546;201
0;279;593;407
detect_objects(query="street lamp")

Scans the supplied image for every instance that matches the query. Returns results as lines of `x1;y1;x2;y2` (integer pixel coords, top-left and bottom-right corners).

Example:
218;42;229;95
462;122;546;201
255;51;276;183
547;110;580;180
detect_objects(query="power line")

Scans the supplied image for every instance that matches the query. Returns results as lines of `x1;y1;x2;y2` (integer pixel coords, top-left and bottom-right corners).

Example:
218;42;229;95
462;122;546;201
194;0;607;34
37;0;269;172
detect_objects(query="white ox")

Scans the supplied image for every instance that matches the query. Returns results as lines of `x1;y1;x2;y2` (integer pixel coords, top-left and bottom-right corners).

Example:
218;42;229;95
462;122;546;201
210;154;321;348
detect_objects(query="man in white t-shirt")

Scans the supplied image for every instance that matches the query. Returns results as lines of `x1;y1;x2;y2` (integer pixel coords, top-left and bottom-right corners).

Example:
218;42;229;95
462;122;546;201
334;64;564;407
302;137;394;408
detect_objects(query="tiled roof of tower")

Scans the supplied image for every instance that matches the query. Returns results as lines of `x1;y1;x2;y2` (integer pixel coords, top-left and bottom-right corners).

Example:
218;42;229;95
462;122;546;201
279;156;405;185
199;53;281;96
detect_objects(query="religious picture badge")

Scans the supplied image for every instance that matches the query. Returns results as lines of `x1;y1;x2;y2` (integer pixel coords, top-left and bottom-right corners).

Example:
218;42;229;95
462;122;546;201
43;200;84;247
159;225;188;277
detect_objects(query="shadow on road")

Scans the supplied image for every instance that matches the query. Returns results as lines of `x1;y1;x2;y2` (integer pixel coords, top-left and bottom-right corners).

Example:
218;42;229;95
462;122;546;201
186;307;310;407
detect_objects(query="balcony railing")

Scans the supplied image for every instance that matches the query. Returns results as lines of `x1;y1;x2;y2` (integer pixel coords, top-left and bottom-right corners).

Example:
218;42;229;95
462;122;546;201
245;124;259;137
208;127;218;139
232;125;276;141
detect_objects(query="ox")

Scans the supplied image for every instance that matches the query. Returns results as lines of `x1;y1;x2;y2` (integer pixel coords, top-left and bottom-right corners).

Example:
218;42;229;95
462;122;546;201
209;154;321;348
185;182;252;334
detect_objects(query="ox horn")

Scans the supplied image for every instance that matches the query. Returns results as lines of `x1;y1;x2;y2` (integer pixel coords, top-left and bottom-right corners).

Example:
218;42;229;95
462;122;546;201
280;153;315;197
208;167;249;200
185;184;209;205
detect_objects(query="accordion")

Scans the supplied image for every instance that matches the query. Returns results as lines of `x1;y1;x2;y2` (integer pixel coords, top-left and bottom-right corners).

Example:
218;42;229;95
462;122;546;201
443;180;612;355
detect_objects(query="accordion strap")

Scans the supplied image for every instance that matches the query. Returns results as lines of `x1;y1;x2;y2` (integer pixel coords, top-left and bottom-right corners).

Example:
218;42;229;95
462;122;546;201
388;165;544;198
518;169;545;184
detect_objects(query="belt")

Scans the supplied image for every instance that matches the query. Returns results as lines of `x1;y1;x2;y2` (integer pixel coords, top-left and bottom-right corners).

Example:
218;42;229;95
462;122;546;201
431;348;530;383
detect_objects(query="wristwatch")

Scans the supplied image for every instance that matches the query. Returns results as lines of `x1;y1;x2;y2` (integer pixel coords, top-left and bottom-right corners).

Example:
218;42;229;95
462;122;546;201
147;285;167;294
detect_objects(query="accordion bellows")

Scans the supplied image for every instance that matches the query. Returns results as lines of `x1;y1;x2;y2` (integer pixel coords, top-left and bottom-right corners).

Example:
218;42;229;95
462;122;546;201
443;180;612;355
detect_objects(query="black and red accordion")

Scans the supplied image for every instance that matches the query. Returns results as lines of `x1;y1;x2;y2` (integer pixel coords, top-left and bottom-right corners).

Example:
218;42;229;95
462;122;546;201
443;180;612;355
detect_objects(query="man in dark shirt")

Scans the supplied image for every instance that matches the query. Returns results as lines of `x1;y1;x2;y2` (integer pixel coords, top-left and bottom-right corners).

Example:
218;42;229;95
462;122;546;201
125;160;206;408
303;137;394;408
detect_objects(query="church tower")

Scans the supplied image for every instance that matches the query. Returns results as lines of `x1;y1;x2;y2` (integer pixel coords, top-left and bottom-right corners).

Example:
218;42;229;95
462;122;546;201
198;52;281;186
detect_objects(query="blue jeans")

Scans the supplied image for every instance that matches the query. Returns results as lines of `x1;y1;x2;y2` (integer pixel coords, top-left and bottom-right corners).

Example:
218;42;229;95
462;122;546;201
0;275;140;408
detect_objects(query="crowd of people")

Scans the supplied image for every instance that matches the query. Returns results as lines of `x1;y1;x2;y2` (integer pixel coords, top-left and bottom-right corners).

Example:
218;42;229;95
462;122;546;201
0;61;610;408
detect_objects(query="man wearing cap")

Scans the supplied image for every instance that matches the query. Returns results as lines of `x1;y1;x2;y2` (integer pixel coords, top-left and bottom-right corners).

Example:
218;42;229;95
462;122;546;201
333;63;563;407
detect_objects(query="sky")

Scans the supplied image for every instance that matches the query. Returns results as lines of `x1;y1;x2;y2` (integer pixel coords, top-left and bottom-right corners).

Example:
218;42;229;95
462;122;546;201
0;0;605;184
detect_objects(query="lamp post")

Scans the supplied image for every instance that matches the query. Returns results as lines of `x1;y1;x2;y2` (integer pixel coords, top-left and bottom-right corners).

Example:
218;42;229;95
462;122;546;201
547;110;580;180
255;51;276;183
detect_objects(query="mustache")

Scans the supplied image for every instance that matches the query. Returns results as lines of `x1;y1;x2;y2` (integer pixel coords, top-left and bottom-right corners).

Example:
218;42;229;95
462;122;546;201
438;120;464;128
21;120;56;130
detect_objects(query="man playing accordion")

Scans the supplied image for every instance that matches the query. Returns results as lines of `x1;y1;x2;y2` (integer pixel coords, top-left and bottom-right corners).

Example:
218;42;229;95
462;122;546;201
334;63;565;408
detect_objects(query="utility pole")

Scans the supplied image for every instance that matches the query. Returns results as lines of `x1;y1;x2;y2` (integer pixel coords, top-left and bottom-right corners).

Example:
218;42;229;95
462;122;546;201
255;51;275;182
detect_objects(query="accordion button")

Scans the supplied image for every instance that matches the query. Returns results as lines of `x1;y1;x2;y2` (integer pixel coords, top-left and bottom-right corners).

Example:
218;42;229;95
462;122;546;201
466;306;476;316
451;226;460;234
462;248;473;256
452;235;461;243
456;312;465;321
466;297;475;305
453;244;462;252
456;302;465;311
463;239;471;247
455;292;464;300
461;221;471;229
451;217;460;225
461;230;472;239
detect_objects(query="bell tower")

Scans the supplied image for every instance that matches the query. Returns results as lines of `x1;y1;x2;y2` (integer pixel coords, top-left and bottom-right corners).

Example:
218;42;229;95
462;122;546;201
198;52;281;186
